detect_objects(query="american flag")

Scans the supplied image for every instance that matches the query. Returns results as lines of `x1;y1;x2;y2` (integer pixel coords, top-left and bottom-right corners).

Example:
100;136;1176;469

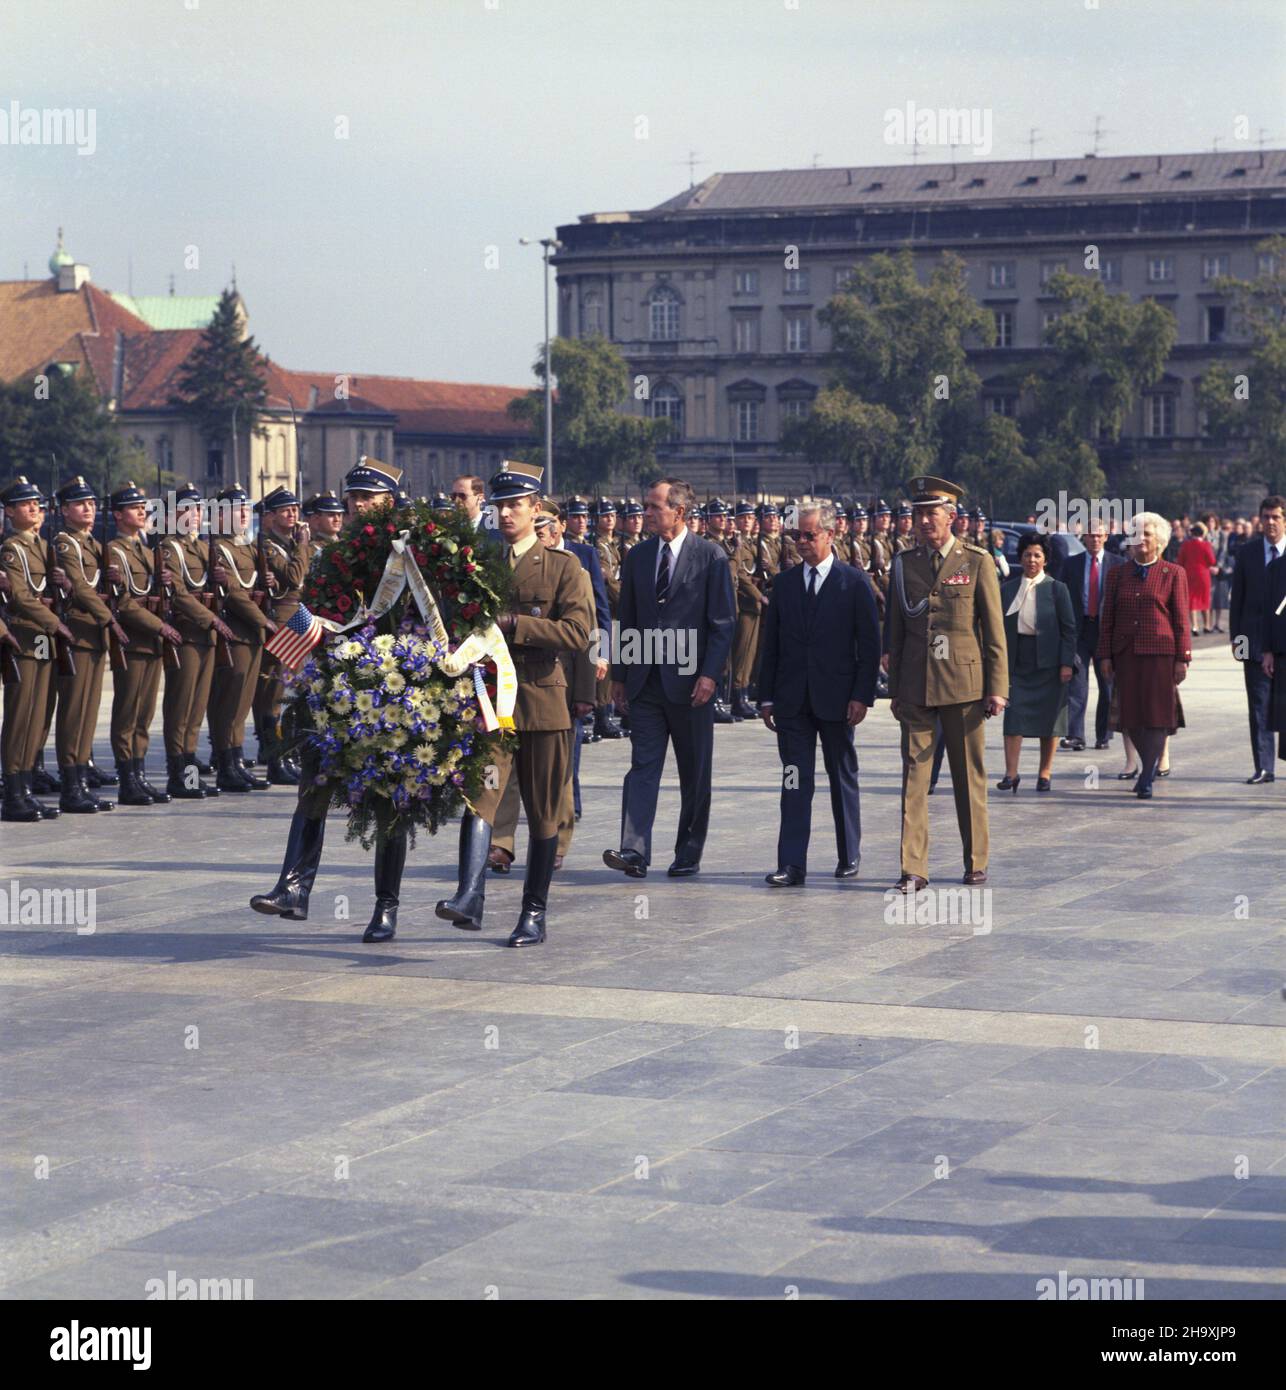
266;603;325;671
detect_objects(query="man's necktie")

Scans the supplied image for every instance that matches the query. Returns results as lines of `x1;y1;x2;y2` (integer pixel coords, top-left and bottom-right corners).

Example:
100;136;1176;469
1088;555;1100;618
507;545;517;570
656;542;671;604
931;550;942;579
806;567;818;606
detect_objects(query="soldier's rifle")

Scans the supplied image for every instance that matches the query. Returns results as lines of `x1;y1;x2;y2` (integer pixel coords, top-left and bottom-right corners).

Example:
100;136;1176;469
99;494;128;675
149;529;181;672
202;532;235;670
43;463;76;679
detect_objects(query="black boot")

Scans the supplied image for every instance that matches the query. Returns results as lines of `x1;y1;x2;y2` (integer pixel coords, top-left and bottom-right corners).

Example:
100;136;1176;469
733;686;758;718
135;757;171;803
185;753;218;796
22;771;60;819
594;706;625;739
251;810;326;920
215;749;252;793
2;773;41;822
115;760;152;806
194;752;214;776
78;766;114;811
31;752;61;794
86;755;117;787
509;833;557;947
267;757;300;785
363;827;407;942
59;765;100;814
166;753;206;800
712;696;736;723
234;745;270;790
435;813;492;931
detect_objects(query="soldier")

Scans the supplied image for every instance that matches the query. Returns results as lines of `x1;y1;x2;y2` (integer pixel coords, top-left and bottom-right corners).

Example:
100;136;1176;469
885;475;1008;893
894;501;917;553
106;481;183;806
564;495;590;544
591;498;624;738
1;475;72;821
251;486;311;784
53;476;120;813
866;499;895;620
731;500;766;716
704;499;739;721
208;484;275;793
302;491;345;558
848;504;871;571
434;460;592;947
162;483;236;799
832;505;853;566
969;505;990;547
620;497;645;552
430;492;453;514
952;501;971;540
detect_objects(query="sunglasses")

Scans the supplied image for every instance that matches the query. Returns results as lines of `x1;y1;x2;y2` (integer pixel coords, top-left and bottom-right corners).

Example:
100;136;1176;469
450;492;470;501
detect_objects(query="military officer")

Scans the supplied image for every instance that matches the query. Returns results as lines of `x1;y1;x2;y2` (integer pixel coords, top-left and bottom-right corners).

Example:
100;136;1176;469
731;500;766;716
1;476;72;821
53;476;120;812
703;499;740;721
894;501;917;553
951;501;971;541
832;505;853;566
885;476;1008;892
866;499;896;618
433;460;592;947
620;498;645;552
591;498;624;738
250;486;311;784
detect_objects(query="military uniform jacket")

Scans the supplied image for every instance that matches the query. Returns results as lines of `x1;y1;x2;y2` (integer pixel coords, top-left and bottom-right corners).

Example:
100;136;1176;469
755;533;784;593
620;533;641;555
850;535;872;571
563;567;598;708
107;534;166;657
261;532;311;626
55;528;113;652
885;538;1009;707
0;528;61;654
833;535;852;567
894;532;916;554
733;535;765;614
164;534;218;648
504;542;593;732
595;535;621;612
214;537;271;646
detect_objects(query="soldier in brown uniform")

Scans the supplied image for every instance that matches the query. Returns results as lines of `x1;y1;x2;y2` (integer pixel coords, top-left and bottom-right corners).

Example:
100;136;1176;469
848;504;871;570
162;482;236;799
53;476;121;813
107;481;183;807
434;461;592;948
302;490;345;559
866;499;896;620
832;506;853;566
209;484;276;793
251;486;312;784
703;499;739;722
1;476;72;821
731;500;766;716
619;498;644;553
591;498;625;738
894;501;917;553
885;476;1009;892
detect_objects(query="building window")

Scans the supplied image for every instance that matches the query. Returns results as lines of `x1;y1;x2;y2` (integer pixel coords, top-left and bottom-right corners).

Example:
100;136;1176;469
1148;256;1174;283
205;448;223;483
1205;305;1227;343
993;310;1013;348
357;431;367;457
984;394;1017;418
156;436;173;475
732;315;759;353
834;267;855;291
733;269;759;296
581;290;604;335
734;466;760;495
783;267;810;294
1258;252;1278;278
1099;257;1120;284
648;285;681;340
988;261;1016;288
647;381;684;436
1202;254;1229;282
734;400;760;441
1040;260;1067;285
1041;310;1062;334
1145;393;1176;438
780;398;810;423
784;314;811;352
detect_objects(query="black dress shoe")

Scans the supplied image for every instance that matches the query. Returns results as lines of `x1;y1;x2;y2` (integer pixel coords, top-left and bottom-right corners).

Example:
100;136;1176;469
1246;770;1275;784
1059;737;1084;751
765;866;805;886
1094;739;1111;750
834;861;860;879
962;870;987;885
602;848;647;878
891;874;928;894
667;860;700;877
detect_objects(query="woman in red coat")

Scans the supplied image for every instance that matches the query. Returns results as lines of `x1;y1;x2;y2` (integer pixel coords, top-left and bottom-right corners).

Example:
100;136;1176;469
1177;521;1217;636
1097;512;1191;799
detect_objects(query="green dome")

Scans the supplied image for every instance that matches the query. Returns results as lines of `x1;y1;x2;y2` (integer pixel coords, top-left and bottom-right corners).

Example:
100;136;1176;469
49;229;73;275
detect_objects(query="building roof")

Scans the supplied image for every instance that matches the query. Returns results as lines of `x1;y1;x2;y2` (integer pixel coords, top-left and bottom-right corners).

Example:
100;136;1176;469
631;150;1286;218
0;278;149;382
107;293;222;330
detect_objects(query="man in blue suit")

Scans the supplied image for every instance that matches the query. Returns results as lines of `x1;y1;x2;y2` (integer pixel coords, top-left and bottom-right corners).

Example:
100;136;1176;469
757;501;880;885
602;478;735;878
1060;521;1123;751
1232;495;1286;783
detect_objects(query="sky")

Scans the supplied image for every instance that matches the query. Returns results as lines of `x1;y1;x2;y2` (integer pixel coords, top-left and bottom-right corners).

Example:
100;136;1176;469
3;0;1284;389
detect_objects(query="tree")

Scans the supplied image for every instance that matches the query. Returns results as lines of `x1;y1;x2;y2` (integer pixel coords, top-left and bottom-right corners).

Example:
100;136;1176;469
1196;235;1286;495
0;369;124;500
507;335;670;492
169;288;270;449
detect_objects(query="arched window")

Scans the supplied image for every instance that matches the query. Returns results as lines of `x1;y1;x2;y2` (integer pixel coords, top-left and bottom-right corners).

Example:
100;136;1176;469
648;285;681;341
581;290;604;336
647;381;684;436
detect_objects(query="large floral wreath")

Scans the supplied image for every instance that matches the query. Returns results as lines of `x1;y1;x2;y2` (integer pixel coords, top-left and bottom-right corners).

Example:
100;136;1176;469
282;499;512;847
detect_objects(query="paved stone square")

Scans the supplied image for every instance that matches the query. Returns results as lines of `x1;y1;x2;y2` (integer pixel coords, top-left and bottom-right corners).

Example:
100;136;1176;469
1;638;1283;1300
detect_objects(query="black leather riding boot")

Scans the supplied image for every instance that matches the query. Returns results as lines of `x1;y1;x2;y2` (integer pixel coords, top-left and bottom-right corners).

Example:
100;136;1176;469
116;761;152;806
76;766;114;811
435;813;492;930
215;749;252;793
509;833;557;947
184;753;218;796
363;826;408;942
251;810;326;920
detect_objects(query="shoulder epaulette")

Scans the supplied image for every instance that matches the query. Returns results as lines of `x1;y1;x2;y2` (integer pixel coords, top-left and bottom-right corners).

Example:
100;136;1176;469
963;542;991;557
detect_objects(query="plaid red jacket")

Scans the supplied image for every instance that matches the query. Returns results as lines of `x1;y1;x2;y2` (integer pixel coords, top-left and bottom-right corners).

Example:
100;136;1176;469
1095;558;1192;661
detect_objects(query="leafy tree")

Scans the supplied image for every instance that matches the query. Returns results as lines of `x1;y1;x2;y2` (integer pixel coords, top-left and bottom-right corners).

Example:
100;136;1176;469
508;335;670;492
169;287;270;447
0;369;124;500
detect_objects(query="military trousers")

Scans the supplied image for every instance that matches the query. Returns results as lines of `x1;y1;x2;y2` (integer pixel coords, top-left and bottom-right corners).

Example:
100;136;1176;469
208;640;262;753
252;655;287;758
733;610;760;687
897;699;989;878
110;652;162;763
163;642;215;757
2;653;53;773
470;729;569;840
56;647;106;767
492;727;577;857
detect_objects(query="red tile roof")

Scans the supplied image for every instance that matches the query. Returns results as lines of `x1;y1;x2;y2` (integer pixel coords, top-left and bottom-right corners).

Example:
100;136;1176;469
0;279;148;382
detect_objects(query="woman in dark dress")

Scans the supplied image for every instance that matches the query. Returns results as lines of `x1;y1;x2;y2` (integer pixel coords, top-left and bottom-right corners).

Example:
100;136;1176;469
1097;512;1191;800
997;533;1076;792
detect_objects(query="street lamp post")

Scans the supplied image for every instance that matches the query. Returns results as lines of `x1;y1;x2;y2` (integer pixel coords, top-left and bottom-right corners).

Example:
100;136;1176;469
519;235;563;496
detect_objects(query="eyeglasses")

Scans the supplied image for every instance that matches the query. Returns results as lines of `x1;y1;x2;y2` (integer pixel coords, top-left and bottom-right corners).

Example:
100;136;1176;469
450;492;470;501
797;530;829;542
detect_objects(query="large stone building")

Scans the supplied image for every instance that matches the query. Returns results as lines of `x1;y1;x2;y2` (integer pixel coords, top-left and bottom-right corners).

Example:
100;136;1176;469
554;149;1286;502
0;233;531;500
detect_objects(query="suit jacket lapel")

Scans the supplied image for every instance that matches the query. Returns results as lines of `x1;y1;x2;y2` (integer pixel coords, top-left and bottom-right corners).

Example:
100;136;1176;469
667;533;693;598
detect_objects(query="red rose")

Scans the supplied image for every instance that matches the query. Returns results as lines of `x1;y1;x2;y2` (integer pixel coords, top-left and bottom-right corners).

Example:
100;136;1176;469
386;523;396;534
461;545;472;557
464;563;476;574
363;524;375;536
431;544;441;555
336;594;352;612
425;522;436;534
414;550;428;566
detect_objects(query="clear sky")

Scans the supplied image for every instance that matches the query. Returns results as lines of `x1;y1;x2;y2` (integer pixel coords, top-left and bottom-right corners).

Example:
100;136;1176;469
3;0;1283;389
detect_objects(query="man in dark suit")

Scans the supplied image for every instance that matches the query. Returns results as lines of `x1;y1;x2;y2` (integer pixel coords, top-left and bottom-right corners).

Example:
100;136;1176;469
602;477;735;878
1261;514;1286;769
1060;522;1123;751
757;501;880;885
1230;495;1286;784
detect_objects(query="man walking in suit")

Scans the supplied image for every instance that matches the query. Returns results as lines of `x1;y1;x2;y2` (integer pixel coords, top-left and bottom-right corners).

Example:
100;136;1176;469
1061;521;1123;751
1261;511;1286;772
602;477;735;879
885;476;1008;892
757;501;880;885
1231;494;1286;783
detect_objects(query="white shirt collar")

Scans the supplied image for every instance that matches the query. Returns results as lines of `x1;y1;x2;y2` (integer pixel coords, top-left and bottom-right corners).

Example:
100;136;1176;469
804;551;835;584
656;527;686;574
1267;535;1286;559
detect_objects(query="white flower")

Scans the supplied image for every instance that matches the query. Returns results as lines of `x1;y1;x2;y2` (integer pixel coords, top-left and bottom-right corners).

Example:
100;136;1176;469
354;692;375;713
373;634;396;653
337;640;363;659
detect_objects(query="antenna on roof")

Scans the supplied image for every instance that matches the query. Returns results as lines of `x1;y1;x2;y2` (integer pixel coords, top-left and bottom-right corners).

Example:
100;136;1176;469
1026;127;1042;159
1257;129;1275;166
676;150;708;188
909;131;921;165
168;273;175;297
1079;115;1111;156
1211;137;1222;153
230;262;238;292
811;152;822;168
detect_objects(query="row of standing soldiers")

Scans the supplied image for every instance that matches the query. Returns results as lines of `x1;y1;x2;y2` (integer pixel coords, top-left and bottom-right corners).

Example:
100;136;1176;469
0;473;345;822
